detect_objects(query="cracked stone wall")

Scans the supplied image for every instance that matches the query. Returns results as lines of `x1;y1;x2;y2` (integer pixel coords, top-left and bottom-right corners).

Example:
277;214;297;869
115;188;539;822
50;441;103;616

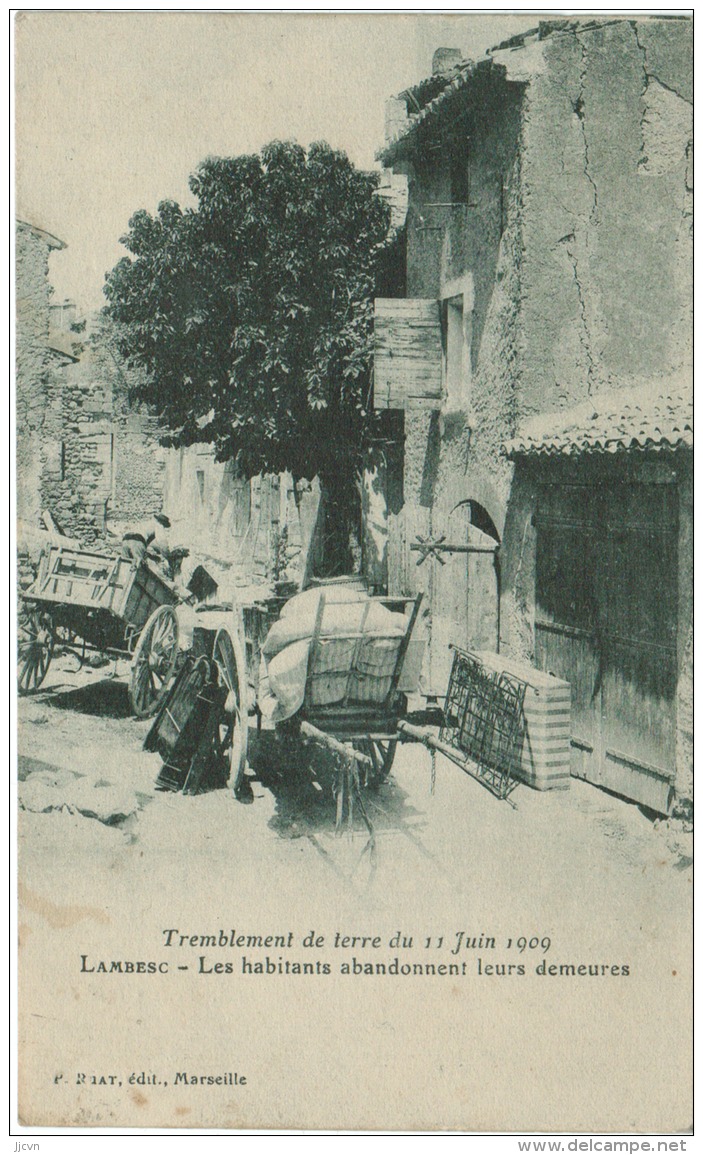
519;18;692;413
378;18;691;801
509;18;693;801
387;17;691;720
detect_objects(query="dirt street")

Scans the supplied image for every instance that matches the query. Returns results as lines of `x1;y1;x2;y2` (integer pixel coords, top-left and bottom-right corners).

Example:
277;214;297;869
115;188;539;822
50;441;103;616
17;653;693;1132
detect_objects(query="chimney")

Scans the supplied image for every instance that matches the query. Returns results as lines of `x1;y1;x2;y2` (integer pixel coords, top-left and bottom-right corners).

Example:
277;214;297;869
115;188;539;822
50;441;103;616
432;47;463;76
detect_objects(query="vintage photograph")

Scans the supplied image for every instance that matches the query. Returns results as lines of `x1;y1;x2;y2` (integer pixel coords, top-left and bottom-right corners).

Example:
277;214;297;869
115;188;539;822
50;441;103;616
14;10;692;1136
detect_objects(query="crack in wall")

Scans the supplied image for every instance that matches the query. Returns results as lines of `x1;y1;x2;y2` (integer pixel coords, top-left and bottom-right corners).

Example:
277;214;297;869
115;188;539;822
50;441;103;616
631;22;652;169
573;35;599;224
632;21;693;174
685;142;693;193
559;231;597;394
631;21;692;106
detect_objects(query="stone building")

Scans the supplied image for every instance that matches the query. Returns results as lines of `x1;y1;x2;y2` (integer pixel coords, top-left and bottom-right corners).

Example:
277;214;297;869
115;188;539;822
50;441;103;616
15;221;163;548
161;450;321;596
32;310;166;545
16;220;77;532
16;230;339;597
370;17;692;812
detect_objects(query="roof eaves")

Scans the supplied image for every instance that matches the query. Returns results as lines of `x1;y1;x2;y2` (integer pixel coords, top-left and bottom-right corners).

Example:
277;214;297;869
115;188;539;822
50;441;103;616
379;16;662;167
503;433;692;459
502;382;693;460
377;58;493;165
377;45;543;166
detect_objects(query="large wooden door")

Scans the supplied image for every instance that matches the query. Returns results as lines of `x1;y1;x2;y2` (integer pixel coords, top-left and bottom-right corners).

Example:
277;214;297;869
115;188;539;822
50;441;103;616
535;480;677;813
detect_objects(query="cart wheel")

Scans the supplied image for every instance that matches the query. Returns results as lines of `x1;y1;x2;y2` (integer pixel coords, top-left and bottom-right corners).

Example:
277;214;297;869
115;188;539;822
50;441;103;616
212;627;249;795
354;738;398;787
130;605;179;719
17;605;54;694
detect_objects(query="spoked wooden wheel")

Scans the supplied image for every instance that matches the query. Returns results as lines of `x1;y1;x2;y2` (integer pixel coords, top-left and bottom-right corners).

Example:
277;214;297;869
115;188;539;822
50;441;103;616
213;627;249;795
17;604;54;694
353;738;398;787
130;605;179;718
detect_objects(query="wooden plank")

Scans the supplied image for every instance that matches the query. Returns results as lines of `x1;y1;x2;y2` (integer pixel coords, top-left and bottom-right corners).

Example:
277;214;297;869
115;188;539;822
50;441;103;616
299;721;372;768
304;592;327;705
342;600;371;707
374;298;442;409
385;593;424;705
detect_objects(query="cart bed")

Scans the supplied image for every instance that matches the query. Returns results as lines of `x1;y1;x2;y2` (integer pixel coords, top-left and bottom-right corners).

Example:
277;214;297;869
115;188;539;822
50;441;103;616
29;545;177;630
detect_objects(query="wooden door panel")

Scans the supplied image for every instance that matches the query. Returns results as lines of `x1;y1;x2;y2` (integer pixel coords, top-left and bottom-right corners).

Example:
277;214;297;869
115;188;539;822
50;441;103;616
428;504;499;695
605;527;677;648
599;486;678;810
468;548;499;652
536;479;678;812
535;518;601;781
602;638;675;774
535;520;599;633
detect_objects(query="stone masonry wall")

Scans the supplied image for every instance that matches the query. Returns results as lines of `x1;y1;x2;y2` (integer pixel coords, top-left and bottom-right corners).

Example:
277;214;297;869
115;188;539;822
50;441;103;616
92;326;165;538
40;322;165;545
519;19;692;414
16;224;54;527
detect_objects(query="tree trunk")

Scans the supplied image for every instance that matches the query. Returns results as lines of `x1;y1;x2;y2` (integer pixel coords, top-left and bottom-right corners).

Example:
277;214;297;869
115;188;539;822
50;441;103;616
315;470;361;579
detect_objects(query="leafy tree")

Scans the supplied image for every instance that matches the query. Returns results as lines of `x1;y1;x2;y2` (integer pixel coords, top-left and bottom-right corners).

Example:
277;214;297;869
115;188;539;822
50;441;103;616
103;140;394;572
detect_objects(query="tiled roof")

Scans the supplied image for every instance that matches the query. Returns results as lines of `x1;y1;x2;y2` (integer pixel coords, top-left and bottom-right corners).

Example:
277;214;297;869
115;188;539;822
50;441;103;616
503;380;693;458
378;17;682;166
378;58;492;164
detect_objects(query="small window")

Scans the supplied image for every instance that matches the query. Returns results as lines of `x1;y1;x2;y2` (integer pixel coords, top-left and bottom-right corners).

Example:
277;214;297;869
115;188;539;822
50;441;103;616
196;469;206;504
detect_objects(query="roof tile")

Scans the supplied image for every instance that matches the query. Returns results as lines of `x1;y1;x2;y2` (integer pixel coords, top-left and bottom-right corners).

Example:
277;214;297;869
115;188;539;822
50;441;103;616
503;379;693;458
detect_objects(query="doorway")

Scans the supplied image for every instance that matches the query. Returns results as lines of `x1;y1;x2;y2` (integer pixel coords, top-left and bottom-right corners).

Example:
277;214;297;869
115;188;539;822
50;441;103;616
428;499;500;694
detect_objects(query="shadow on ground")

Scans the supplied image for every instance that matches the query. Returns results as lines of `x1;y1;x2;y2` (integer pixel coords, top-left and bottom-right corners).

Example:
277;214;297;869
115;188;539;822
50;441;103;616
246;730;426;843
34;677;133;719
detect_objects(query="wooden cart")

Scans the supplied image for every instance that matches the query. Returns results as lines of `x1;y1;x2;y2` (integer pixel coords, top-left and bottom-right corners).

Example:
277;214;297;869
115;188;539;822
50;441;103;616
197;591;425;795
145;588;529;806
18;544;180;718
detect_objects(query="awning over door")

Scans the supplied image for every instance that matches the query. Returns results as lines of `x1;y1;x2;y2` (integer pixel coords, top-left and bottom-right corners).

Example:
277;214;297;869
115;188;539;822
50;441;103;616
503;379;692;458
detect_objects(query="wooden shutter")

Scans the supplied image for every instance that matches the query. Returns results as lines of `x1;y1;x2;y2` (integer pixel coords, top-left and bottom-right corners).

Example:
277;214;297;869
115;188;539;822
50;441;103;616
374;298;442;409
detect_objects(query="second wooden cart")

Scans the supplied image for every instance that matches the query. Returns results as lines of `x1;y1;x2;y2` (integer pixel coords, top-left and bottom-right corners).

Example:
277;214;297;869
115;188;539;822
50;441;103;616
18;544;181;718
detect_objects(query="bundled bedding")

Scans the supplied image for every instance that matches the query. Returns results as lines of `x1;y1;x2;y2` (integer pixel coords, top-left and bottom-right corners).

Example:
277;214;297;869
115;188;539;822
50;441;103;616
258;586;409;722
